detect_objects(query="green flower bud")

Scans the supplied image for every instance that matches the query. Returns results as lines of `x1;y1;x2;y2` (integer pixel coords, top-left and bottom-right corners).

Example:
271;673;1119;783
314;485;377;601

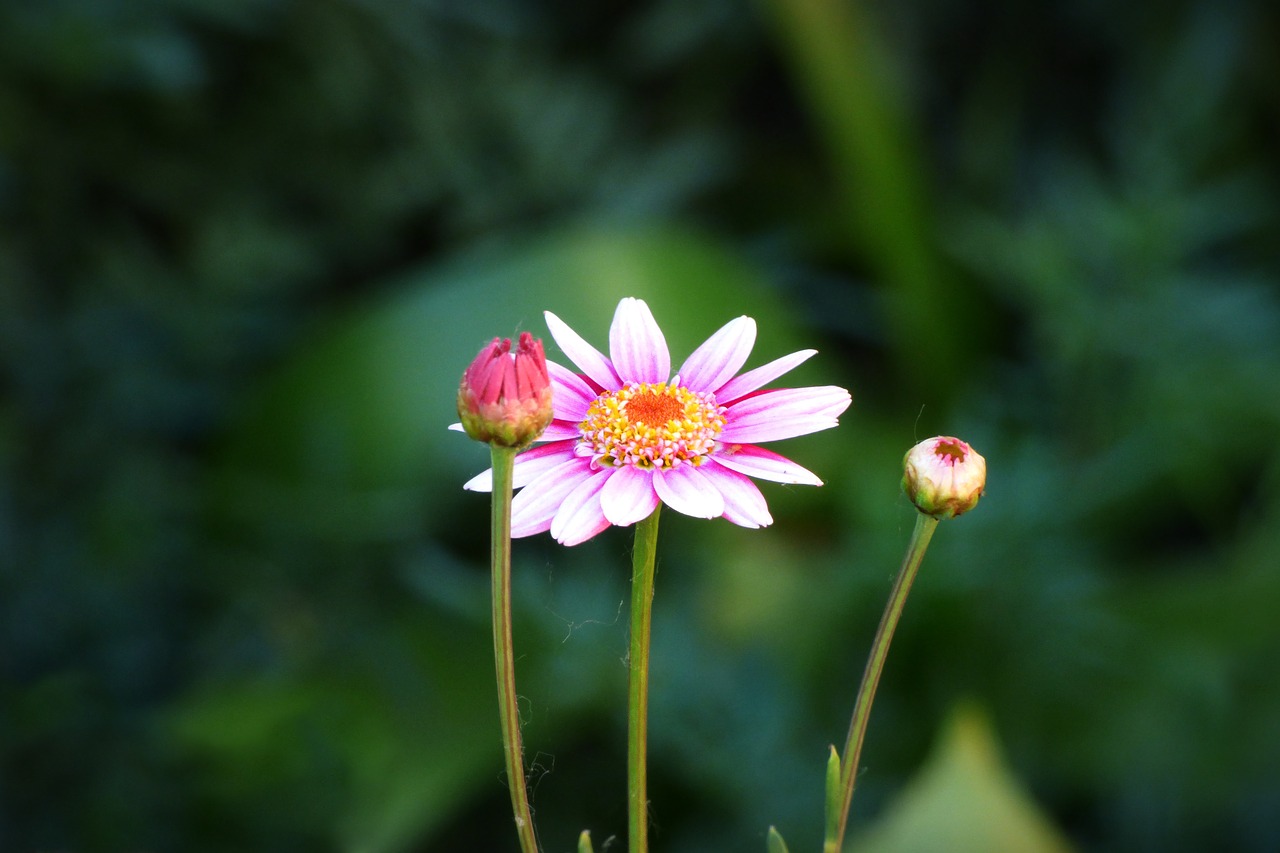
902;436;986;519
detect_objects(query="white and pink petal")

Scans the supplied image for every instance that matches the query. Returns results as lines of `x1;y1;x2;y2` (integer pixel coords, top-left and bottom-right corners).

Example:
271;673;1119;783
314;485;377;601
550;467;614;546
720;386;851;444
463;441;577;492
510;458;596;537
714;349;817;402
545;309;622;390
711;443;824;485
547;360;598;422
677;315;756;394
609;297;670;385
599;465;660;526
701;463;773;528
539;420;586;441
653;464;725;519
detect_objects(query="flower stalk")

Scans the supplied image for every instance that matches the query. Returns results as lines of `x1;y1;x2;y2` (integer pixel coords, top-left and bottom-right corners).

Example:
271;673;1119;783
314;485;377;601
489;444;540;853
456;331;553;852
833;511;938;849
627;505;662;853
828;436;985;849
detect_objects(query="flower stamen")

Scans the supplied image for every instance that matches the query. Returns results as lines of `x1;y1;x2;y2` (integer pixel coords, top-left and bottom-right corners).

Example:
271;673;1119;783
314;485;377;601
578;382;726;470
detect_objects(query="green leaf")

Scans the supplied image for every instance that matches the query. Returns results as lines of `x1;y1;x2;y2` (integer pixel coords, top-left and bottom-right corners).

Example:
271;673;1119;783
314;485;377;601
847;704;1075;853
767;825;792;853
577;829;594;853
824;743;842;847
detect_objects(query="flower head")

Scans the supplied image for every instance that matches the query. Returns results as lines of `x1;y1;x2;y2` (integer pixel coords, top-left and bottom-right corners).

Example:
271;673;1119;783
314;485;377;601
902;436;986;519
457;331;554;448
464;297;851;545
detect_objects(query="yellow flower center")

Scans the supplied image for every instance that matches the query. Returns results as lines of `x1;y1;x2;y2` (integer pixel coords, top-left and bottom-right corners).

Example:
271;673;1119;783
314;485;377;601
577;382;726;469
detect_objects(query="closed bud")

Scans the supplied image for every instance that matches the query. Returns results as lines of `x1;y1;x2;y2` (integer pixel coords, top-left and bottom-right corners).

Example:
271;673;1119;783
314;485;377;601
902;436;986;519
457;332;554;448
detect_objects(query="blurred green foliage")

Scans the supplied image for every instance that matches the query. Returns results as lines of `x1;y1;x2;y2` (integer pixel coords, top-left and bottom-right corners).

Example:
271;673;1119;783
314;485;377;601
2;0;1278;851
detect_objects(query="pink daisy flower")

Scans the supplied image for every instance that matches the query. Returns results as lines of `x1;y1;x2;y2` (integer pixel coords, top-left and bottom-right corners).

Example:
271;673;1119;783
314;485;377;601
464;297;851;546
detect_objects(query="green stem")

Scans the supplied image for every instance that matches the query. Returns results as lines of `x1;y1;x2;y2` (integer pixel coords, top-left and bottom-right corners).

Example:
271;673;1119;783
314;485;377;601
833;513;938;850
490;445;539;853
627;506;662;853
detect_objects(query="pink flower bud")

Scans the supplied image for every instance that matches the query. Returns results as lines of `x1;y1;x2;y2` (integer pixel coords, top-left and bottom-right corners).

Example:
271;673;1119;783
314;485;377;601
902;436;986;519
457;332;554;448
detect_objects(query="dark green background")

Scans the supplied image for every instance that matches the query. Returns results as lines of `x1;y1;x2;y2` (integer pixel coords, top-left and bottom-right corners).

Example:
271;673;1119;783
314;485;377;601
3;0;1278;850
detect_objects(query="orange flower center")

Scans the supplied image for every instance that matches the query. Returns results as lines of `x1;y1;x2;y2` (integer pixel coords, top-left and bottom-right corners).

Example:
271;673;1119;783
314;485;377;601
577;382;726;469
